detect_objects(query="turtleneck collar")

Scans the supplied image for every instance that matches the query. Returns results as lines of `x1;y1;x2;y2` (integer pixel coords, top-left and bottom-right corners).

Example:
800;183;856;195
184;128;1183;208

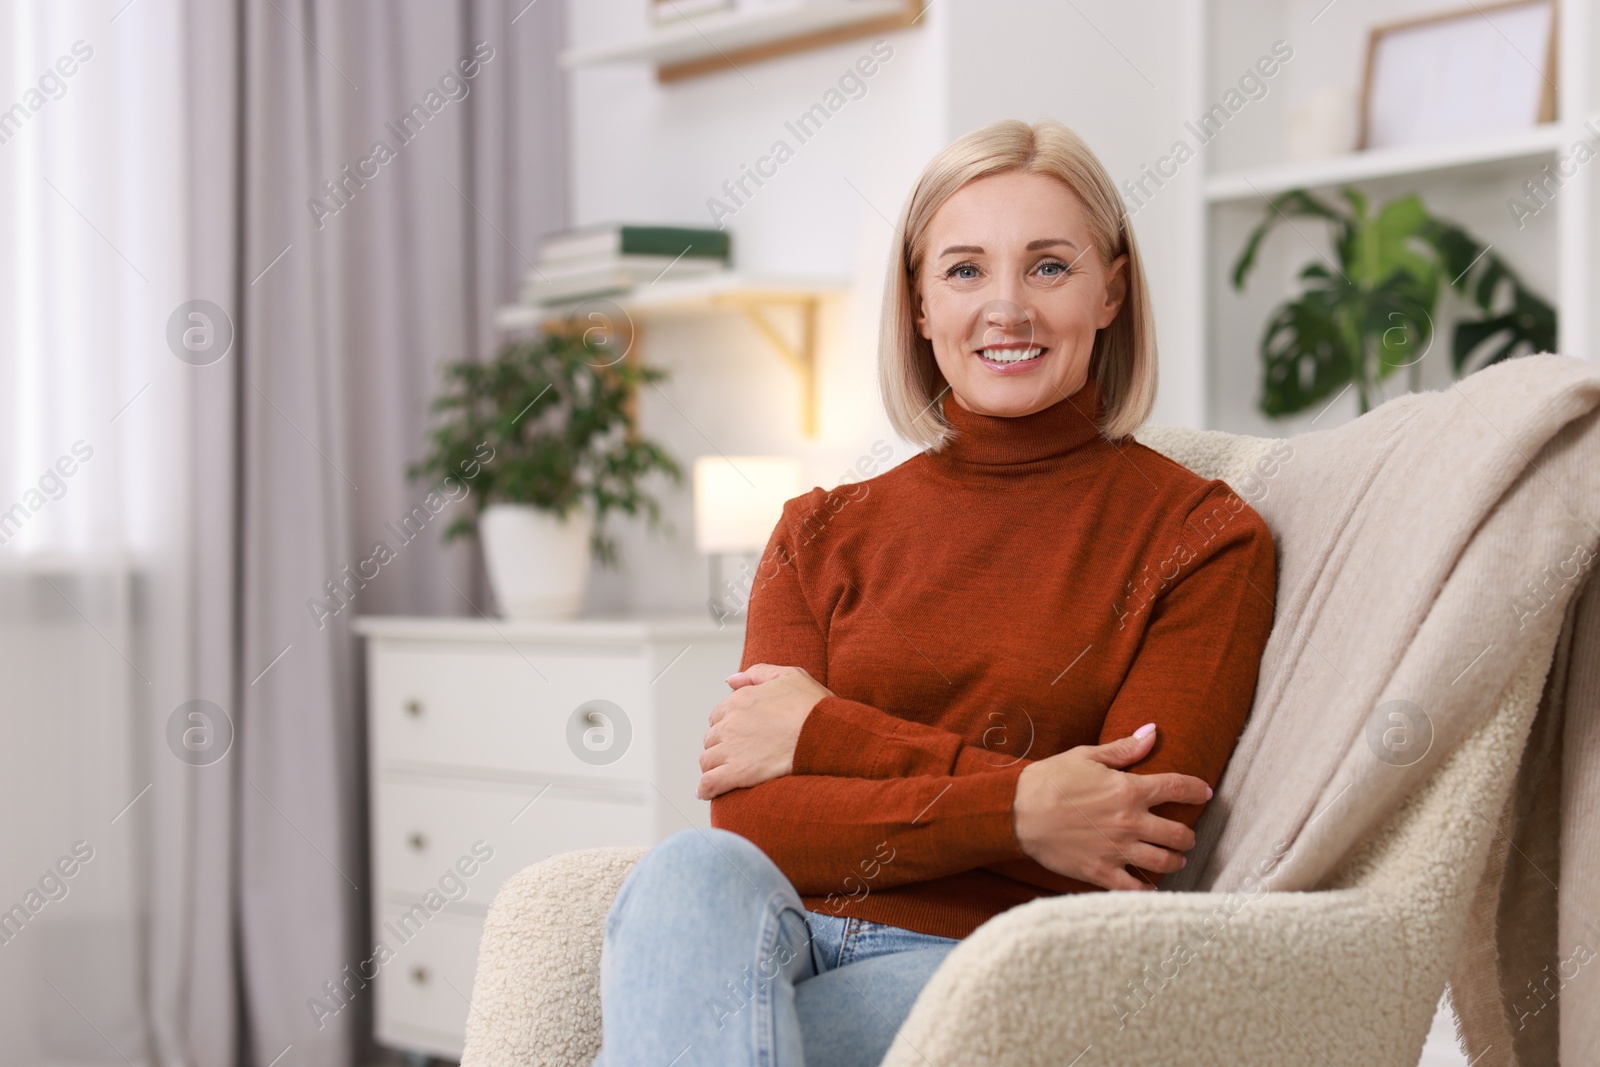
924;376;1106;486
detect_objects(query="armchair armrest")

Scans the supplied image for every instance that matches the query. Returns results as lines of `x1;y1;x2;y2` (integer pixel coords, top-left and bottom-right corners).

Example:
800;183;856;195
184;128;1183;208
883;885;1433;1067
460;851;1445;1067
461;846;647;1067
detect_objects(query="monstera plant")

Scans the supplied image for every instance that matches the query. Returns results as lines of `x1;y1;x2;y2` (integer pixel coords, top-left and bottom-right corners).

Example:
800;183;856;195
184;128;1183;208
1232;187;1557;418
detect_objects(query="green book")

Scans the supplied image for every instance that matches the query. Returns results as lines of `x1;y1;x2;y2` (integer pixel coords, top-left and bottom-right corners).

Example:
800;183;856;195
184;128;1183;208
542;224;731;263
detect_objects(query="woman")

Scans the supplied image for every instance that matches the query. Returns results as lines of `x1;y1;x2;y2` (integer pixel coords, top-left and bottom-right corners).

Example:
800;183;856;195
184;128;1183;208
591;118;1277;1066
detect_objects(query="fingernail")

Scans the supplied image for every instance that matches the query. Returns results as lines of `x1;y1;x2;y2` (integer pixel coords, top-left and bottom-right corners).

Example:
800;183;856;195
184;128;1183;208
1133;722;1155;739
1205;785;1214;799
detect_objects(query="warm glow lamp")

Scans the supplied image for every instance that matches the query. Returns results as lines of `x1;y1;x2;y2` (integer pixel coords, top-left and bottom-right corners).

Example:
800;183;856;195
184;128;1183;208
693;455;802;622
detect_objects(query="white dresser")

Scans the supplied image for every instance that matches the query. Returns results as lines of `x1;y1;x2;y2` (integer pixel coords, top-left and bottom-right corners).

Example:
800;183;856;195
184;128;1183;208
353;613;745;1060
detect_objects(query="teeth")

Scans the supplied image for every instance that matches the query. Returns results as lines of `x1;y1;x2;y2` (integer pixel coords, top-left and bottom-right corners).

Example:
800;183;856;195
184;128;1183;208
979;347;1045;363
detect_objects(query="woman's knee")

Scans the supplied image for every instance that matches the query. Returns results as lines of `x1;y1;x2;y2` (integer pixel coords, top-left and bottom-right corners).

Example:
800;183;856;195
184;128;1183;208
638;827;773;883
611;828;788;920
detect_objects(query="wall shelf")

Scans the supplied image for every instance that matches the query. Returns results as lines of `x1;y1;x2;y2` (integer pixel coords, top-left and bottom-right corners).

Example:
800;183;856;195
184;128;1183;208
1205;122;1572;202
494;273;849;438
561;0;922;82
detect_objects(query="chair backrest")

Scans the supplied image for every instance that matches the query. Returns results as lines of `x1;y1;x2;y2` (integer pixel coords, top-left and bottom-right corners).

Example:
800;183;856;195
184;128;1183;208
1131;423;1285;497
1133;422;1552;904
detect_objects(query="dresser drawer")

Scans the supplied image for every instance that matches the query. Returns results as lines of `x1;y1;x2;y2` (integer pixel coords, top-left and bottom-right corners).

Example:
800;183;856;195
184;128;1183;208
373;904;482;1058
374;777;653;900
371;645;654;781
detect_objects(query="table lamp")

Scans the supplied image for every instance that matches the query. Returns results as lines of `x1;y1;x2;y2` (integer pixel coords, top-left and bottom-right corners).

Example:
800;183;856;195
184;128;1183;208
693;455;802;624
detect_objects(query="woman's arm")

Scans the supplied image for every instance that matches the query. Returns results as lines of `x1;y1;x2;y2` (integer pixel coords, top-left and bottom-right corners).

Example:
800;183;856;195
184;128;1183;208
708;764;1031;895
1092;487;1278;886
703;497;1047;889
720;483;1277;890
714;486;1274;891
747;482;1276;792
794;692;1031;777
787;483;1273;783
728;496;1018;785
711;725;1208;895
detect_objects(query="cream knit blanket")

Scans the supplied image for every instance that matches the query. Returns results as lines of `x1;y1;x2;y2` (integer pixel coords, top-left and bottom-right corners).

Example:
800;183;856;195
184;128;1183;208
1155;353;1600;1063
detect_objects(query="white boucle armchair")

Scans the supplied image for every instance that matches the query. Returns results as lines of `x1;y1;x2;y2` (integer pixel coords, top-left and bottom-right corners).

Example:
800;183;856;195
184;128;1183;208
457;424;1560;1067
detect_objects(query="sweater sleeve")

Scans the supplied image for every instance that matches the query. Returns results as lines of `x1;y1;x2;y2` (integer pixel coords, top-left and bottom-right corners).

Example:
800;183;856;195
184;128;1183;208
709;765;1031;894
720;495;1032;892
741;493;1006;778
792;695;1023;777
1100;483;1278;887
738;495;832;682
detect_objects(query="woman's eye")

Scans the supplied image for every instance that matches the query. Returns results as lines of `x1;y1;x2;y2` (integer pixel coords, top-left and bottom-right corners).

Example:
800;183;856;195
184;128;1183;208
944;260;1070;281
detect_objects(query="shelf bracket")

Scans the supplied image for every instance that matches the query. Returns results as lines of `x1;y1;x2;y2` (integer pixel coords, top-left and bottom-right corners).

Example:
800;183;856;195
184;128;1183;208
713;293;820;438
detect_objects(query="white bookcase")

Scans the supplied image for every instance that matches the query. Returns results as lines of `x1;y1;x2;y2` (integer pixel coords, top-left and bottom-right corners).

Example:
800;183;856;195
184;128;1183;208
1197;0;1595;438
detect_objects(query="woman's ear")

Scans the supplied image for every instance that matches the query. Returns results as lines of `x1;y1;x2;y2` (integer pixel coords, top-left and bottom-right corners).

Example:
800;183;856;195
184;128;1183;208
914;286;932;341
1098;253;1129;329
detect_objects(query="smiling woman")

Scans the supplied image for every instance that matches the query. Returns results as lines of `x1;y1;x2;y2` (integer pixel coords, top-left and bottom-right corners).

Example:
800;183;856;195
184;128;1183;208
589;118;1278;1067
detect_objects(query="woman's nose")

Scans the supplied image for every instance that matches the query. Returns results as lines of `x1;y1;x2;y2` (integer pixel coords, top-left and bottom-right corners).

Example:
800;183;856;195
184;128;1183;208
981;296;1034;340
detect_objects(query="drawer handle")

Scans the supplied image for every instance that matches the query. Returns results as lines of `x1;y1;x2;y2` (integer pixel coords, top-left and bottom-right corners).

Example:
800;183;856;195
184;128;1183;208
410;966;429;985
404;699;424;718
408;832;427;852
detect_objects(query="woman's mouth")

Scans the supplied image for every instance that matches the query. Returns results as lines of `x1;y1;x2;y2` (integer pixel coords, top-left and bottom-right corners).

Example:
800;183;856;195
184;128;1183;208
976;345;1047;369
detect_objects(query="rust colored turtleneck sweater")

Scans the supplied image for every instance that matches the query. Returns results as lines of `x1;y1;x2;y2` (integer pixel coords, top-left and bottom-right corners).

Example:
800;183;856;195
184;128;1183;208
710;377;1278;940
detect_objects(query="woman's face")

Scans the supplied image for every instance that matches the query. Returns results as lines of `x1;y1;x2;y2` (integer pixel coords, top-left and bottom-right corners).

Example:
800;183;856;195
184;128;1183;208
915;170;1128;418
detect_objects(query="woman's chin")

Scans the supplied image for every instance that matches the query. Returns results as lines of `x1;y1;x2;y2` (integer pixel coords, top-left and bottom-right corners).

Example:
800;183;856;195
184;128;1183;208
950;375;1083;418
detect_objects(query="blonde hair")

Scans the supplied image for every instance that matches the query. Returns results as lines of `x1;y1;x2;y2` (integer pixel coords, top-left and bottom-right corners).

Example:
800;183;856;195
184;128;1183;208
879;118;1158;447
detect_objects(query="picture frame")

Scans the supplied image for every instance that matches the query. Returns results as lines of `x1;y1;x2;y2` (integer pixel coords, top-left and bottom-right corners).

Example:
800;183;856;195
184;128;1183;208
1358;0;1557;151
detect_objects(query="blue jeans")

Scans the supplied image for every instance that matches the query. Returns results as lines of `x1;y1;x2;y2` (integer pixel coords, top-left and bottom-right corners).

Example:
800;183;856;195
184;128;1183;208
591;827;960;1067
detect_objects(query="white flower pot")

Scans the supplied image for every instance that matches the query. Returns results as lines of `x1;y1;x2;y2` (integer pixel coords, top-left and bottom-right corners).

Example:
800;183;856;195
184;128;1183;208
479;501;595;620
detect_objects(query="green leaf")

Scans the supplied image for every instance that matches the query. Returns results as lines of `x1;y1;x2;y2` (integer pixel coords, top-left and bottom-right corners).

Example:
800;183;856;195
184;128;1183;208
1258;287;1354;417
1231;189;1344;291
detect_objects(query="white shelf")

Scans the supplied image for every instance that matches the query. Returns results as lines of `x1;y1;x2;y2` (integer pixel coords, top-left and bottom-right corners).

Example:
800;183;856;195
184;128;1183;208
561;0;911;69
1205;122;1569;202
495;271;847;437
494;271;850;332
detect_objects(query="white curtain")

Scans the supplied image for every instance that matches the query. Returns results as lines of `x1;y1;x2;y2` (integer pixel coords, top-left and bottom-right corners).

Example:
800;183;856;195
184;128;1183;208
0;1;191;1063
0;1;568;1064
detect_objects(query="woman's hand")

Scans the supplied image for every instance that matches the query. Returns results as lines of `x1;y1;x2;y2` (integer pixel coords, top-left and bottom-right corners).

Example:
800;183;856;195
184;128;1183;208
1012;724;1212;891
697;663;834;800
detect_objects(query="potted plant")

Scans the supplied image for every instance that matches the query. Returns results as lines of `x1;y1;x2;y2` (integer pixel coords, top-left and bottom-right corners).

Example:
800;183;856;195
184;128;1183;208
1231;187;1557;418
411;326;684;619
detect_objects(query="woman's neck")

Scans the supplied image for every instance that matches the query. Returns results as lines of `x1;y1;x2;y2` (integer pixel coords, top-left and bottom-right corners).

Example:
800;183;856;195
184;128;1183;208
924;377;1106;485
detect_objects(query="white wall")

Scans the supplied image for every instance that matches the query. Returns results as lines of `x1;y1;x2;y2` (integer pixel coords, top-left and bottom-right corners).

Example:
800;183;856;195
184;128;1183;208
567;0;950;615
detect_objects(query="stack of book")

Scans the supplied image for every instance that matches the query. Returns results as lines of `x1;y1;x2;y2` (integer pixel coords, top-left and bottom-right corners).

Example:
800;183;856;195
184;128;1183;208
520;223;732;306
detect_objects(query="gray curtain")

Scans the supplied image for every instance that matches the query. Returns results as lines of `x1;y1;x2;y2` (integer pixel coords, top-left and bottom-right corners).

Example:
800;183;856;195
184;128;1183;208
167;2;568;1063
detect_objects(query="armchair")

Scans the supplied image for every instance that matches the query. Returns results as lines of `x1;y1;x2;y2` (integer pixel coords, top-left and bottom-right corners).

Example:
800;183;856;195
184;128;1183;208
459;354;1600;1065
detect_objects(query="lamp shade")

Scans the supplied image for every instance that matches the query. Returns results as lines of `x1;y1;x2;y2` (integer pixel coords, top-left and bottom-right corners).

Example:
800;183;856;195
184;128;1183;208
693;456;803;554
